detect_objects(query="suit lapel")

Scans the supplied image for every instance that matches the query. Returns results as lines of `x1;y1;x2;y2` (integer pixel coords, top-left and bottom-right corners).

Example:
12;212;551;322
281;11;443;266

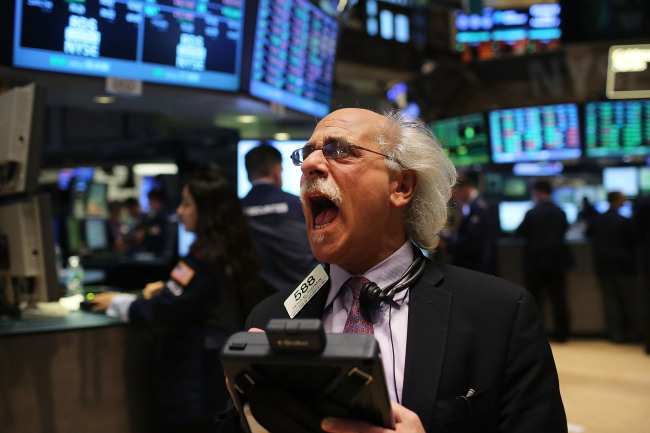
294;280;331;319
401;261;451;427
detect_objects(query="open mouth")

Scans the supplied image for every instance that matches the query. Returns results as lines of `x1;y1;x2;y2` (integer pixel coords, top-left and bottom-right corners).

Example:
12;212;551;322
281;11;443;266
310;195;339;229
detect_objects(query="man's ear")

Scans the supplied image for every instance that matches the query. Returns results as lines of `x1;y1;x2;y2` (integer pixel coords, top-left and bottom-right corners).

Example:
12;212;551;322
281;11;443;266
390;169;417;208
271;163;283;187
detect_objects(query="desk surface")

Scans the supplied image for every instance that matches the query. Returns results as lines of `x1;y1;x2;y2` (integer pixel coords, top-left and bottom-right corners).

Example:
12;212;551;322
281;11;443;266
0;310;124;337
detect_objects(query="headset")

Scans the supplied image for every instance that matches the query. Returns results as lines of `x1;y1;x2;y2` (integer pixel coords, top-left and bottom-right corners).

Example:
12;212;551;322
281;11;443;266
359;248;427;310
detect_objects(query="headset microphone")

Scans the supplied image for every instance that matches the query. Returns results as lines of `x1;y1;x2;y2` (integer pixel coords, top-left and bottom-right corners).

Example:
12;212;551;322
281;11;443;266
359;249;426;309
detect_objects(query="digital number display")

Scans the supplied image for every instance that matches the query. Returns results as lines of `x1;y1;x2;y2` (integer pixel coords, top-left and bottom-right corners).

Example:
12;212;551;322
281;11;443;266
454;4;561;62
248;0;338;118
430;113;490;166
584;100;650;158
489;103;581;163
13;0;246;91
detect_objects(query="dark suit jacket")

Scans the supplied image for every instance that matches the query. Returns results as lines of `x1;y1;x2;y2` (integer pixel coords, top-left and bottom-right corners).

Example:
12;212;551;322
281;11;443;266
445;195;498;275
586;209;638;274
242;184;319;293
516;200;573;272
232;259;567;433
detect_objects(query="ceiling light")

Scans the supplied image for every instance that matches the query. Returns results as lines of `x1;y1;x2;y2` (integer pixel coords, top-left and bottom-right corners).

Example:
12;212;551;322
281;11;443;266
273;132;291;140
133;163;179;176
93;95;116;104
237;115;257;123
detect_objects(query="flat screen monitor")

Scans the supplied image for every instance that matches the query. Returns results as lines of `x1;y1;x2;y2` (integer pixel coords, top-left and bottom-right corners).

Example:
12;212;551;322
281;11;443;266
594;200;633;218
584;100;650;159
84;217;109;251
430;113;490;166
12;0;246;92
498;200;533;233
558;202;578;225
502;177;528;198
602;166;639;197
453;4;562;62
65;217;83;255
489;103;581;163
236;140;304;198
0;83;46;198
177;222;196;257
244;0;339;117
640;166;650;194
85;182;109;217
0;194;59;303
58;167;95;191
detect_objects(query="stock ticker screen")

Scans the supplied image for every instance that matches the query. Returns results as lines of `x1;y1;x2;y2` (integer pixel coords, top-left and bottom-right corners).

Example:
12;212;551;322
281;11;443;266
247;0;338;118
13;0;246;91
453;4;562;62
584;100;650;159
489;103;581;163
430;113;490;166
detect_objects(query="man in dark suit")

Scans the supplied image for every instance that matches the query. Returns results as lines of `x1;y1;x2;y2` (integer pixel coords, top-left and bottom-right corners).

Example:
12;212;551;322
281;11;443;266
220;109;566;433
440;172;498;275
586;191;640;343
242;144;319;295
635;192;650;354
516;180;573;342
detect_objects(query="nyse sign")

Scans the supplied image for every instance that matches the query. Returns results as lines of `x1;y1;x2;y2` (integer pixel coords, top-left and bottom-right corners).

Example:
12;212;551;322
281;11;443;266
607;44;650;99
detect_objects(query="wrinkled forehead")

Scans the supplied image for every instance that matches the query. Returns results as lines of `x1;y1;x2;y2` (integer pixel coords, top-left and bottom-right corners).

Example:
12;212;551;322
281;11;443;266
308;109;387;147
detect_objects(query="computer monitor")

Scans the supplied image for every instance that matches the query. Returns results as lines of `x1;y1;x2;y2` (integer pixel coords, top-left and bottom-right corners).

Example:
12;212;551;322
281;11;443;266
558;202;578;225
0;83;47;198
65;217;83;256
430;113;490;166
84;217;109;251
640;166;650;195
12;0;247;92
0;194;59;303
243;0;339;118
489;103;581;163
85;182;109;217
177;222;196;257
498;201;534;233
584;100;650;159
594;200;633;218
453;4;562;62
602;166;639;198
236;140;304;198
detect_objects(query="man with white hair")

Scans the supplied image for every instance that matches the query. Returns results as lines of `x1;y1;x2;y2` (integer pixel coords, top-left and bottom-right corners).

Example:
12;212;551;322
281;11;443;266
219;108;567;433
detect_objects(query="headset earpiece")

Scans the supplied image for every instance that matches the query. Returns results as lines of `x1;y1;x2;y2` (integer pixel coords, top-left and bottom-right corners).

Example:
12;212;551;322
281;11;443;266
358;252;426;310
359;281;384;310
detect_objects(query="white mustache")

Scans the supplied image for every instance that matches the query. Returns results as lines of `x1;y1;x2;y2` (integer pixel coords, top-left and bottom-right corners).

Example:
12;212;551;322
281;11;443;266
300;178;342;207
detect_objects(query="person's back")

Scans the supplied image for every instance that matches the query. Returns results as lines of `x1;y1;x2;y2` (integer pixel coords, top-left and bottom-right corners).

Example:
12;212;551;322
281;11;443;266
516;180;572;342
242;144;319;294
443;173;498;275
516;192;571;271
587;192;637;274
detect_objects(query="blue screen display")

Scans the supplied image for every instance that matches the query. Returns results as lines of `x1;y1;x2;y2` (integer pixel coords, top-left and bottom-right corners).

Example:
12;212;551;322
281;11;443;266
13;0;246;91
489;103;582;163
248;0;338;118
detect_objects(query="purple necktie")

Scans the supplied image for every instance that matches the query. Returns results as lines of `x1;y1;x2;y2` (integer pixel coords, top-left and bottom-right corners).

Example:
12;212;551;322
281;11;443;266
343;276;374;334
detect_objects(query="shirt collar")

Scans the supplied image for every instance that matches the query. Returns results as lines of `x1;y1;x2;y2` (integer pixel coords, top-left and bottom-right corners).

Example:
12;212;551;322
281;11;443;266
325;240;415;309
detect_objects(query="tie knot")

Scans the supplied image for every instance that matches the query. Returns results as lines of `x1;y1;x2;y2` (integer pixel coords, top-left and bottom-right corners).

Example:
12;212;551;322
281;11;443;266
346;276;370;295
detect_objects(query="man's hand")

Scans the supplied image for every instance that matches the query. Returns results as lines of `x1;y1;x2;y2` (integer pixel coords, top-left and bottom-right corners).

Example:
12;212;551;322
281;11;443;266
321;402;425;433
142;281;165;299
90;292;117;311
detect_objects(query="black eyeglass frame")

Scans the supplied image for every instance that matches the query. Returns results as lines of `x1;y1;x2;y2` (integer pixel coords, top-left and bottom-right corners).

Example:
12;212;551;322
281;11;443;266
290;141;402;166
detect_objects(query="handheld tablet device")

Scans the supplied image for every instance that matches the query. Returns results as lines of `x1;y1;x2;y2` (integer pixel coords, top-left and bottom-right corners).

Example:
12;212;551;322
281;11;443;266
220;319;394;433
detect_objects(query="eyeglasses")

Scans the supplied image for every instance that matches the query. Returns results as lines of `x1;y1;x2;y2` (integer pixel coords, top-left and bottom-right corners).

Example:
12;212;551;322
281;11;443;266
290;140;401;166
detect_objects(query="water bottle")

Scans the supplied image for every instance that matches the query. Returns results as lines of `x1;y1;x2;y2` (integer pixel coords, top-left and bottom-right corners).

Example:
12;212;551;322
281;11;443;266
65;255;85;297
